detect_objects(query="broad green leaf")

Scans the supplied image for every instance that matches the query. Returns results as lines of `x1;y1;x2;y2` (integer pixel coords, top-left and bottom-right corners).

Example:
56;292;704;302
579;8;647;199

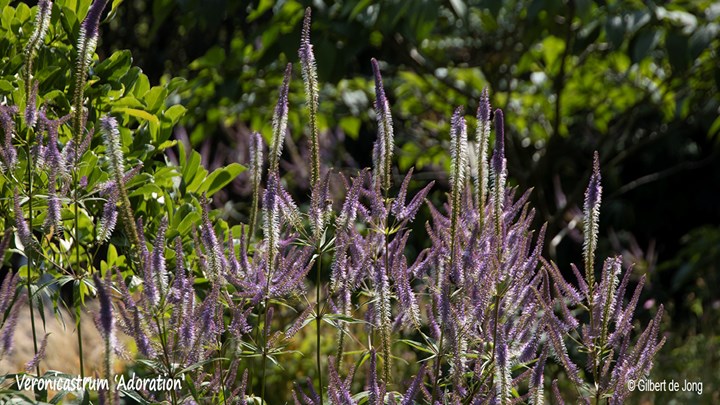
199;163;246;196
113;107;160;125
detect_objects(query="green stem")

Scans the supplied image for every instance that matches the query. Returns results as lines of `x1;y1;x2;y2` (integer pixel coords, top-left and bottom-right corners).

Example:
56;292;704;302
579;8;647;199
27;269;40;378
76;301;84;378
260;297;270;403
24;127;41;381
430;327;445;403
104;333;112;403
315;252;324;405
248;190;259;250
73;153;85;380
380;224;391;386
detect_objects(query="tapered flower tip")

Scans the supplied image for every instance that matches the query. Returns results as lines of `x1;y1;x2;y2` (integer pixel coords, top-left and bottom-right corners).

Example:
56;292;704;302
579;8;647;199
250;131;264;169
478;87;490;122
265;172;279;208
275;63;292;119
585;151;602;209
34;0;52;16
299;8;313;61
24;81;39;128
81;0;109;38
492;108;505;174
100;115;119;134
371;58;387;105
451;106;465;128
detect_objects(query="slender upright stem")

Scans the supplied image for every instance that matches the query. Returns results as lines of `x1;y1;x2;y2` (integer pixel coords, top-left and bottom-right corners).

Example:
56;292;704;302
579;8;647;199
73;153;85;379
261;224;277;403
260;297;269;402
218;344;228;405
76;301;84;378
248;192;259;250
104;330;112;402
24;127;41;380
380;222;391;385
315;252;324;405
430;328;445;403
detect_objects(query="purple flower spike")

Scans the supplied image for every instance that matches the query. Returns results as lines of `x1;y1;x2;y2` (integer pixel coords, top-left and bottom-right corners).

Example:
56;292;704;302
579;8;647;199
24;80;39;128
1;292;26;355
400;365;425;405
93;273;113;339
200;198;227;281
299;7;320;186
80;0;109;40
0;271;20;319
152;216;169;296
270;63;292;173
368;349;382;405
478;88;491;123
97;191;118;242
474;87;492;214
585;151;602;213
14;189;36;251
25;333;50;372
299;8;316;76
0;106;18;171
371;58;394;191
583;151;602;288
44;173;62;232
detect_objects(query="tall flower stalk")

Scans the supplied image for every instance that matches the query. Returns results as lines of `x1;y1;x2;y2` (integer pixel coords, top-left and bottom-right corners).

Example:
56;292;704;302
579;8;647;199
247;132;264;245
68;0;109;380
370;58;396;386
19;1;53;384
299;9;329;403
94;273;115;403
299;7;320;188
431;107;468;403
474;88;491;227
100;116;141;251
545;152;666;404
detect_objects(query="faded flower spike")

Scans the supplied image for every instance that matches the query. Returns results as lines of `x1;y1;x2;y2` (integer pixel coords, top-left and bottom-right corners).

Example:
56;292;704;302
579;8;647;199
299;7;320;187
73;0;109;139
583;151;602;292
248;132;264;241
475;87;491;218
100;115;141;250
449;107;468;190
23;0;52;102
270;63;292;174
371;58;394;192
448;107;467;283
24;0;53;66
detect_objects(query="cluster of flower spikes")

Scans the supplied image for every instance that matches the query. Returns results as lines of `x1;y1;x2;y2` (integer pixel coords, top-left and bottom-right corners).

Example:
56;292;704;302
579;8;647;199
287;7;547;404
542;153;666;404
